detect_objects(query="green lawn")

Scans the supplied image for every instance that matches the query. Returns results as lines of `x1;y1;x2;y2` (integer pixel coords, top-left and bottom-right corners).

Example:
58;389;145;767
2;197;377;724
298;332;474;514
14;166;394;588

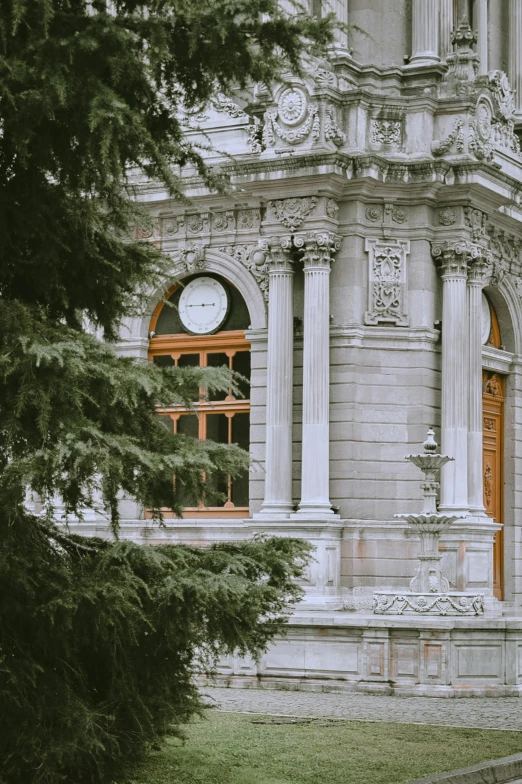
125;710;522;784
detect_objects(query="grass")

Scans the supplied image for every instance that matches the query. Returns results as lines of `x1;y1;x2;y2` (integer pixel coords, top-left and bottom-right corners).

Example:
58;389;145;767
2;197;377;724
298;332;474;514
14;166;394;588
125;710;522;784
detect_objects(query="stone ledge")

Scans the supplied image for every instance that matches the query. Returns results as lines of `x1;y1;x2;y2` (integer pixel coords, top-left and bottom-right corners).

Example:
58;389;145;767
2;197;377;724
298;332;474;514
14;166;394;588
406;752;522;784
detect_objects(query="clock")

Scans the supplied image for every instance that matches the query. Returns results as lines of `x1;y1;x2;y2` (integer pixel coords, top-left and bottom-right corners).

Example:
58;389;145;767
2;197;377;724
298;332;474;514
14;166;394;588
178;276;230;334
481;293;492;345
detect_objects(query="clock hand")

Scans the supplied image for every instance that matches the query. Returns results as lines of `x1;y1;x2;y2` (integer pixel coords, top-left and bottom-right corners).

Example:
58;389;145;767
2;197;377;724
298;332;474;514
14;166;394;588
186;303;216;308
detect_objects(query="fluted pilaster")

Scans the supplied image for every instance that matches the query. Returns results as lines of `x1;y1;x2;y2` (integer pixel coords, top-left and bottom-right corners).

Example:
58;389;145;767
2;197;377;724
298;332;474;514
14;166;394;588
432;241;479;513
258;236;295;517
473;0;488;75
295;232;340;518
332;0;349;51
467;256;492;515
440;0;454;60
410;0;440;65
509;0;522;118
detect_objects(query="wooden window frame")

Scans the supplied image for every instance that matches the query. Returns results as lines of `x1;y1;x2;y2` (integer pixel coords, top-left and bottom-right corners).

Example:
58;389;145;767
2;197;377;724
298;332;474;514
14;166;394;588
148;329;250;519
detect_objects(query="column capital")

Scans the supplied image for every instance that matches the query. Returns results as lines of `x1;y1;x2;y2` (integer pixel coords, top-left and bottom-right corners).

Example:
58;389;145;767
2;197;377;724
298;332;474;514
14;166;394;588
432;240;481;277
467;254;494;286
263;235;293;272
294;231;341;269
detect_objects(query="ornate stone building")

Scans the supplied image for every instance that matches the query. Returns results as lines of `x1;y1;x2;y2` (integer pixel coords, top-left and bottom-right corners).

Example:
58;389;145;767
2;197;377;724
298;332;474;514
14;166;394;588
78;1;522;694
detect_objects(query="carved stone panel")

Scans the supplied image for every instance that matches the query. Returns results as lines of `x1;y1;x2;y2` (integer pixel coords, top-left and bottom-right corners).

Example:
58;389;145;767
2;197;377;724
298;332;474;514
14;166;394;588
364;238;410;326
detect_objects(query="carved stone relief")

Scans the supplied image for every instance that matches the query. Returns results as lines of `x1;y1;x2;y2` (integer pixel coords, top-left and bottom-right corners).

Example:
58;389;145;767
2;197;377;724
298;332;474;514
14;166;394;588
464;207;488;241
439;207;457;226
431;119;465;157
364;238;410;326
268;196;318;230
211;210;235;232
371;119;401;146
262;85;320;147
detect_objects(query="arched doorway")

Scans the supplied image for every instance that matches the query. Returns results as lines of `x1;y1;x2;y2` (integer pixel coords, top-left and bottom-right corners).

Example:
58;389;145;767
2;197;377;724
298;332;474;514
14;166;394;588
482;293;504;599
148;273;251;518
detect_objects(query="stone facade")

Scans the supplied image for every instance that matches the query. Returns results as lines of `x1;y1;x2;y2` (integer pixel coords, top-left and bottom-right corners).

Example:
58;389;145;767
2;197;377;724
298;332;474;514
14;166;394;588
68;2;522;694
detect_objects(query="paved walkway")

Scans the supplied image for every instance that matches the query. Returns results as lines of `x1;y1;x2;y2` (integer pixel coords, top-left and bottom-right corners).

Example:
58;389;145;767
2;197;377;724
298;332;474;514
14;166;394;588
201;686;522;732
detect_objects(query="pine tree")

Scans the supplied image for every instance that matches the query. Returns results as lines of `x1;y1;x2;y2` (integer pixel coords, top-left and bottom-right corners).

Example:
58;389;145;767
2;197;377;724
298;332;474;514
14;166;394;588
0;1;333;781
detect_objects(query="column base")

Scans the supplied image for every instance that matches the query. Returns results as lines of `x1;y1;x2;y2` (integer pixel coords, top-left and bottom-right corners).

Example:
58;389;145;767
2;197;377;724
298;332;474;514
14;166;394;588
292;505;340;520
254;504;294;519
404;55;441;68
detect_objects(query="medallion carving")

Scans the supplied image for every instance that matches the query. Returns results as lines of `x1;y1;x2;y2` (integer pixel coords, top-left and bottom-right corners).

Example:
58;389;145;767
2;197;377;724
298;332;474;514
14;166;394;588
484;418;495;431
326;199;339;219
237;209;260;230
365;205;382;223
439;207;457;226
364;238;410;326
211;210;235;232
262;85;320;147
162;216;184;236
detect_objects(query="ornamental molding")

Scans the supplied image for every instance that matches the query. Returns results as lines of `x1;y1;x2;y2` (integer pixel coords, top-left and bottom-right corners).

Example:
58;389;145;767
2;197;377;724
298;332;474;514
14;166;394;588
365;204;409;225
293;231;341;269
268;196;318;230
364;238;410;326
211;92;248;120
373;592;484;616
158;208;262;242
489;70;516;122
215;242;270;301
178;243;207;274
324;105;346;147
464;207;488;241
325;199;339;219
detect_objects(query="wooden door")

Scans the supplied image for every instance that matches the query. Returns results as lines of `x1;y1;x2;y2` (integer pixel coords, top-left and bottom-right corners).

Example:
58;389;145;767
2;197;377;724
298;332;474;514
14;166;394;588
482;372;504;599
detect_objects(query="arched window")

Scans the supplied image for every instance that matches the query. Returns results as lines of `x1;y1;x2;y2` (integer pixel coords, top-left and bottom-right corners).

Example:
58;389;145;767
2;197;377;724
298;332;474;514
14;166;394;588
148;273;251;518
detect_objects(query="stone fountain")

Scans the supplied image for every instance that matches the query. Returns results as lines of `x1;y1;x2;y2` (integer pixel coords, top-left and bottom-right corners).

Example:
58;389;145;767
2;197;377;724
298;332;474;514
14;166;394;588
373;429;485;616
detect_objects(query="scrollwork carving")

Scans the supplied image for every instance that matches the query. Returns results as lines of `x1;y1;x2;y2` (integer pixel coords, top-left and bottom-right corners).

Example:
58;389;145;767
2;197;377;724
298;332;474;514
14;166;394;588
431;119;465;157
364;238;410;326
324;106;345;146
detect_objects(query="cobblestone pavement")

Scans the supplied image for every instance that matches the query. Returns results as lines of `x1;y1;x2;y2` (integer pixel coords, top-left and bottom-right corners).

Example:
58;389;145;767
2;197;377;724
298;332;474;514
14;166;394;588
200;686;522;732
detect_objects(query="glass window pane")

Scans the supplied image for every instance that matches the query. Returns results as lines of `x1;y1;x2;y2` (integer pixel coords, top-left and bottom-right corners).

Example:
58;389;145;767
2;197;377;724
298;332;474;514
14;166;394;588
231;413;249;507
156;414;174;433
178;353;200;367
206;413;229;444
177;414;199;439
207;353;230;401
153;354;175;367
232;351;251;399
204;413;230;507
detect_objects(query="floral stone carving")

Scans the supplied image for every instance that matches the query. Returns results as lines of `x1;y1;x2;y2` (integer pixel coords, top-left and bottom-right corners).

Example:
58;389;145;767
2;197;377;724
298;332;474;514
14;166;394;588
268;196;318;231
364;238;410;326
371;119;401;146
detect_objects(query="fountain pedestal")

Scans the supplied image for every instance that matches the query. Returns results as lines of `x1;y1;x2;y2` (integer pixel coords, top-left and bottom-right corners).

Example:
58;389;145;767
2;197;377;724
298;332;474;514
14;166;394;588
373;430;485;616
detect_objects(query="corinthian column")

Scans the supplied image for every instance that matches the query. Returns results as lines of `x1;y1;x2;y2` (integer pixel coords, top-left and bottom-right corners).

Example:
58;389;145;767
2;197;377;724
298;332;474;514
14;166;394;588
473;0;488;75
432;241;478;513
294;232;340;518
467;256;491;515
410;0;440;65
257;237;295;517
509;0;522;118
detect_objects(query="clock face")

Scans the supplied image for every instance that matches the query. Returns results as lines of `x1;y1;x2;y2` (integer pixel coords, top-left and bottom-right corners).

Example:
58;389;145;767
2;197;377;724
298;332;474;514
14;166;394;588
481;293;492;345
178;277;229;334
